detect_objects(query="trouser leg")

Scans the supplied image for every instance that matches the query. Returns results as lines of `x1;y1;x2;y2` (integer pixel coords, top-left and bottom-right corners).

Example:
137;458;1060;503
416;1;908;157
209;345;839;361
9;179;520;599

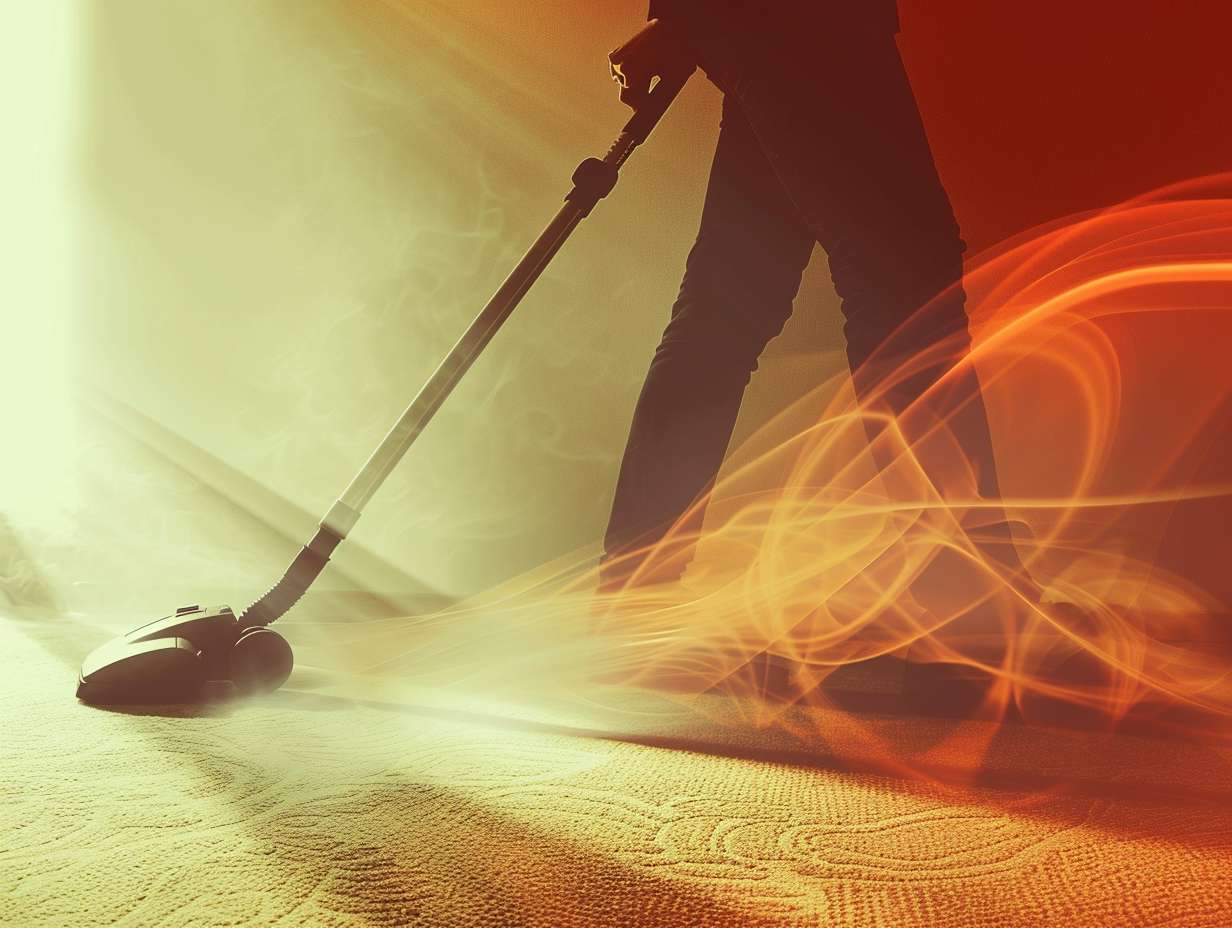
601;96;815;588
708;26;1016;559
604;20;1021;594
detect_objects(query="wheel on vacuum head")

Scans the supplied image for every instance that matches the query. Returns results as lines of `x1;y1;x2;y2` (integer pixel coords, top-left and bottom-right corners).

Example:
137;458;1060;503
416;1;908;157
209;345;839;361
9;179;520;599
229;626;294;695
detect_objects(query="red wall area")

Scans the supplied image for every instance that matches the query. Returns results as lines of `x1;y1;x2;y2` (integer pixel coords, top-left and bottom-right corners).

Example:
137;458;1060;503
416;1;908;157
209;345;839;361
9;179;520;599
900;2;1232;627
900;0;1232;251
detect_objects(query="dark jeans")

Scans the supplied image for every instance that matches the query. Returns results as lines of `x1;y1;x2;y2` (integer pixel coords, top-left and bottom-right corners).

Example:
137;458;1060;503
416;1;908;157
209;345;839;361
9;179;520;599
603;20;1009;586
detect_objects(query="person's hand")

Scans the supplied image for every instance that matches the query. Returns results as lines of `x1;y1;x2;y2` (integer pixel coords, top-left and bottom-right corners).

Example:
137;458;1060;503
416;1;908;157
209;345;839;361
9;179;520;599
609;18;696;110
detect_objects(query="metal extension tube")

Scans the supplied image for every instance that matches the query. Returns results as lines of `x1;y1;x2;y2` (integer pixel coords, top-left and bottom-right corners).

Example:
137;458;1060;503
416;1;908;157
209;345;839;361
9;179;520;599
239;69;694;628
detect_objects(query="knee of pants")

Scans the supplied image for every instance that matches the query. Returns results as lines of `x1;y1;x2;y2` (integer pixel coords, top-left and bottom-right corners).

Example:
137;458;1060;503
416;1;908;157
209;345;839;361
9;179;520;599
652;291;780;384
829;209;969;361
651;246;799;378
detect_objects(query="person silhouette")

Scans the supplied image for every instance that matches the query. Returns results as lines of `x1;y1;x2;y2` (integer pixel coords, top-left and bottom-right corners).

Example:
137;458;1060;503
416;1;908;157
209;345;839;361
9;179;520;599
601;2;1019;593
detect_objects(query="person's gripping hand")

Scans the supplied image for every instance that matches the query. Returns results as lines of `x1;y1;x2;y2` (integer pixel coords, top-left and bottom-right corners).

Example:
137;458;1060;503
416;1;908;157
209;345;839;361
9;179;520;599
609;18;696;110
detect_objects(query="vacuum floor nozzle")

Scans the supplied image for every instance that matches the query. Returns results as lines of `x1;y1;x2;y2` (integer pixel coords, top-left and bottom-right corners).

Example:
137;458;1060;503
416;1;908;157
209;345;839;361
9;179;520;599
76;605;293;706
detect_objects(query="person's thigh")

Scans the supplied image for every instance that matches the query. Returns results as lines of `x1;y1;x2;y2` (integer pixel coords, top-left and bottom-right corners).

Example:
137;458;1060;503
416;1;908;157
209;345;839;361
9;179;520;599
705;23;968;370
658;93;815;369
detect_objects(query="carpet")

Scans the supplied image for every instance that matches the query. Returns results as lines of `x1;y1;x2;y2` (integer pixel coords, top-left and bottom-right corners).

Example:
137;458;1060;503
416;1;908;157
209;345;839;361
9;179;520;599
4;610;1232;928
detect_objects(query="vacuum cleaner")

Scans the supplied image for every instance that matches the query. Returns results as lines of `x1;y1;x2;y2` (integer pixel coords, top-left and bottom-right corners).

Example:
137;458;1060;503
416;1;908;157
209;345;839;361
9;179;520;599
76;70;693;706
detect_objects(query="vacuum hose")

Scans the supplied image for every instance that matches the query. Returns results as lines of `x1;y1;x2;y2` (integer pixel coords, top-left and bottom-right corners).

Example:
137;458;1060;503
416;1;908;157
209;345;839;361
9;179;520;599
238;527;342;627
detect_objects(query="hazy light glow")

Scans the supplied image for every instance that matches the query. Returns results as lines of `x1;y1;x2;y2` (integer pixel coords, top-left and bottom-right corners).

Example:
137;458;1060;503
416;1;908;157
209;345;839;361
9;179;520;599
1;3;80;523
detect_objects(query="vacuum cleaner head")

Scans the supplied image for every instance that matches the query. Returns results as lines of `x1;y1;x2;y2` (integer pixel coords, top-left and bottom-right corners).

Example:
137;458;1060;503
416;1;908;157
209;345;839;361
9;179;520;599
76;605;293;706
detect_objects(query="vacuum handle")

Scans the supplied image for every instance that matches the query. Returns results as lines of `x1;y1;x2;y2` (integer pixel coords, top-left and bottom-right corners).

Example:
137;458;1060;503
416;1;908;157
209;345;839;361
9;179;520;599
240;66;693;628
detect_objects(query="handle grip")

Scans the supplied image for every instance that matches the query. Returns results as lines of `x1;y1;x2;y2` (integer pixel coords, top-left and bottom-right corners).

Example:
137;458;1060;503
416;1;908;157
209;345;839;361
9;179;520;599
621;66;695;146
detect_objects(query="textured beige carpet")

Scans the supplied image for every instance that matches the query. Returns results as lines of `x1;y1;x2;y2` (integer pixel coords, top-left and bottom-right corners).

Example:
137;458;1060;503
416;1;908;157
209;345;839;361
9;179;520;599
5;612;1232;928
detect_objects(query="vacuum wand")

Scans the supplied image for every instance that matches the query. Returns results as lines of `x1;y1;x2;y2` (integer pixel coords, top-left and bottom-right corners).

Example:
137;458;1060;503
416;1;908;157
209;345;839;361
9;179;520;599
239;69;693;628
